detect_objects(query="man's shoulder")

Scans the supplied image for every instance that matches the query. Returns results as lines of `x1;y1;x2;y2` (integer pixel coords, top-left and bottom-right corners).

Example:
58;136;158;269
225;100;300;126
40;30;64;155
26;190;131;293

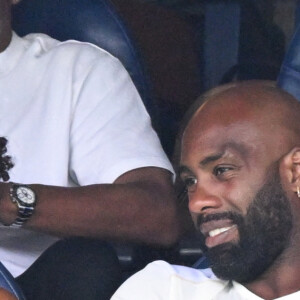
146;260;216;282
112;260;226;300
20;32;119;65
15;32;124;81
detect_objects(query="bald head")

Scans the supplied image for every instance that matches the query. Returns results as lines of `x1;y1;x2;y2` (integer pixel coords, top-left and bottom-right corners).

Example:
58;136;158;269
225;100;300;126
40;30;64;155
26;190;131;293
181;81;300;165
190;81;299;130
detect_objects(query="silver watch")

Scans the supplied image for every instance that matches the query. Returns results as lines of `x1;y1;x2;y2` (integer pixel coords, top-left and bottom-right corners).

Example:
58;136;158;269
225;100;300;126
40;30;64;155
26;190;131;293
8;183;37;227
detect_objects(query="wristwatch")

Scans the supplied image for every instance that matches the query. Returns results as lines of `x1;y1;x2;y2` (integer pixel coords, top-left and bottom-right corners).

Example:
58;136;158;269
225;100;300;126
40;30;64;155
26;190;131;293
8;183;37;227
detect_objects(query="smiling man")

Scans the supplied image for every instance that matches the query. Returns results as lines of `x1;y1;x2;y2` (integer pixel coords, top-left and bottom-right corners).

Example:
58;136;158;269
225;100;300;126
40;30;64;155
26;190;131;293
112;80;300;300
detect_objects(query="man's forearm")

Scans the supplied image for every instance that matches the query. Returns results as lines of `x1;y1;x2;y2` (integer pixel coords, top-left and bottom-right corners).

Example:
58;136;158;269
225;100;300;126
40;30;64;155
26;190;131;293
0;167;180;246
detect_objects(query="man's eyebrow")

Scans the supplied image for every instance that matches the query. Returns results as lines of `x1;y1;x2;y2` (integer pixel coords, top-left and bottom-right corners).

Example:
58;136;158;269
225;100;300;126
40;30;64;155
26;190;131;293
179;142;248;174
178;165;192;176
178;153;224;175
200;142;248;166
200;152;224;166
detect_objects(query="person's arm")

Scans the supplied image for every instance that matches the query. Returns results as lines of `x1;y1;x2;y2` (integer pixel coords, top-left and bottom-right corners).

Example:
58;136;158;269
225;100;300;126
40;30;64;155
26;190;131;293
0;46;182;246
0;167;180;246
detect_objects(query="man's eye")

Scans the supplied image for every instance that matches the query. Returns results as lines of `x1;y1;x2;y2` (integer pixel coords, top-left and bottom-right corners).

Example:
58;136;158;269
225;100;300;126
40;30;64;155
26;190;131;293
213;166;233;176
183;177;197;190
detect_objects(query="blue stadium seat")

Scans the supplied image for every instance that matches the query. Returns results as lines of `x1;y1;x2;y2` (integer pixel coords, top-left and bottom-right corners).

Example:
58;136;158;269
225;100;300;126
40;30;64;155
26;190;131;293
12;0;154;117
0;262;25;299
277;23;300;100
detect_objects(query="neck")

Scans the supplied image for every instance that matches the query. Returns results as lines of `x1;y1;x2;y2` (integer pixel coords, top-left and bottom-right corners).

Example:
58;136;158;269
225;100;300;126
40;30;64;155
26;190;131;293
0;30;12;53
244;240;300;299
0;2;13;53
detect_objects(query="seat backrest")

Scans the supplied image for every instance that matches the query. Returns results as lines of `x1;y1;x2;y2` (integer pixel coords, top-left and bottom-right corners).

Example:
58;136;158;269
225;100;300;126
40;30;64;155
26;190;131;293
0;262;25;299
12;0;155;116
277;23;300;100
277;0;300;100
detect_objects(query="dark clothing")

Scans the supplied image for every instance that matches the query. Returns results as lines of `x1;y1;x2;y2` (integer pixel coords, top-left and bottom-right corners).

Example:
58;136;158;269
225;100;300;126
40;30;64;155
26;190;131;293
16;238;122;300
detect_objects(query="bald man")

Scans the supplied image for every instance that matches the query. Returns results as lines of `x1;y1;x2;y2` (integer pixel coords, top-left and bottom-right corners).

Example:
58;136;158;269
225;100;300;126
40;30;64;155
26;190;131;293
112;80;300;300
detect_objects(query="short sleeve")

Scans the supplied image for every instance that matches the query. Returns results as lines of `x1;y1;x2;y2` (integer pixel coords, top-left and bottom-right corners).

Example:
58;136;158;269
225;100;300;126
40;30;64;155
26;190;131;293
69;51;173;185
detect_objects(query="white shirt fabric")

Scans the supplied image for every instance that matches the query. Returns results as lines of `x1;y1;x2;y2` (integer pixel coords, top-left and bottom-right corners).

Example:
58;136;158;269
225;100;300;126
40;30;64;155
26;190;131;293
0;32;173;277
112;260;300;300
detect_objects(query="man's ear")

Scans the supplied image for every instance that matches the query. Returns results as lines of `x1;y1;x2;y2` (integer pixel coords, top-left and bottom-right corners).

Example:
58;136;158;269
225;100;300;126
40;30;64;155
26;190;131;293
280;147;300;194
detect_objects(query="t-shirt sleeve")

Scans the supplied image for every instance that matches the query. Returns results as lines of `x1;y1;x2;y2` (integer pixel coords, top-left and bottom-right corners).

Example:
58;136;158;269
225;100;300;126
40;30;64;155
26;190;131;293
69;50;173;185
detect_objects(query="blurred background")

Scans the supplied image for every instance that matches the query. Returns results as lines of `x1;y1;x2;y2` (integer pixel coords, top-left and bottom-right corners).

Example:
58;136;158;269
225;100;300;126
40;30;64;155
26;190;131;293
107;0;297;157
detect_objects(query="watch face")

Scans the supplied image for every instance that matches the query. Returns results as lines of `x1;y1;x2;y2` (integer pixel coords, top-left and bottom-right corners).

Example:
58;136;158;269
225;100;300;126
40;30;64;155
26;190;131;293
16;187;36;204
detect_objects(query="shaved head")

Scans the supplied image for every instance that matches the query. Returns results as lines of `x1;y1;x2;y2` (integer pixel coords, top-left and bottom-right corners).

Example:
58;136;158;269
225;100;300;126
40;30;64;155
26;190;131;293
182;80;300;166
190;81;299;131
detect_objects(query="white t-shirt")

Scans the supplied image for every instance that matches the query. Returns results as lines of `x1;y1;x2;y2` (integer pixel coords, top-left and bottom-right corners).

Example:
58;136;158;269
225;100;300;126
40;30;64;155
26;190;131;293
0;33;173;276
112;260;300;300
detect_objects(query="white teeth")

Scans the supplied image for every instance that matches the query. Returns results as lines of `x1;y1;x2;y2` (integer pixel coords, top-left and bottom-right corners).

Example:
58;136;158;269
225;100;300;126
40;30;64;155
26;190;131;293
208;226;235;237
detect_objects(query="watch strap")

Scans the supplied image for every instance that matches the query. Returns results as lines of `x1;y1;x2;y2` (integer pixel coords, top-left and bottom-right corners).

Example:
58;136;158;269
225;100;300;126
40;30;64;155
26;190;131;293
7;183;36;228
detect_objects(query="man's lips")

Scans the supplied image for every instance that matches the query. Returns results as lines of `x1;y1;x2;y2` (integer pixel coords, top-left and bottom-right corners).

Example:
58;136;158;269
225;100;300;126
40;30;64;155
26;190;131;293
200;220;239;248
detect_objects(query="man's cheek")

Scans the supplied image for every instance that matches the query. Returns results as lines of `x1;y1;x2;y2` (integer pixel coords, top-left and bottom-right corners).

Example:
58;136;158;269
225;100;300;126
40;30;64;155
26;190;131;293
190;212;199;227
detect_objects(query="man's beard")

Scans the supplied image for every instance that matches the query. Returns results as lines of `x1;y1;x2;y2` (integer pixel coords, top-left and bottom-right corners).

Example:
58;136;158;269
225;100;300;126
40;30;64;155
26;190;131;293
197;169;293;283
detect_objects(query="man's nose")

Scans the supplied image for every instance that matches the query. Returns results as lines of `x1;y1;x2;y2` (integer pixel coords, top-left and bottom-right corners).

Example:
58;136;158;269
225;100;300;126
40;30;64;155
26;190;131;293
188;184;222;214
